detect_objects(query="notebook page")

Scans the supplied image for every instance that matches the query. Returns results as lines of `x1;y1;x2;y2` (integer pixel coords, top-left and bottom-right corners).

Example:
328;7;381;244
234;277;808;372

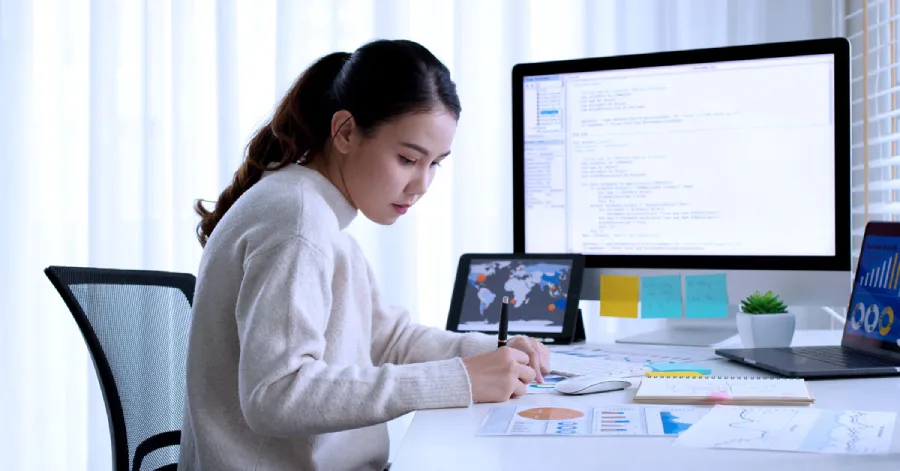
636;377;812;400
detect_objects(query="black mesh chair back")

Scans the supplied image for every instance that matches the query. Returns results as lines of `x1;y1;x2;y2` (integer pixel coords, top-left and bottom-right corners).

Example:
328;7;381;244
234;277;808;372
44;266;196;471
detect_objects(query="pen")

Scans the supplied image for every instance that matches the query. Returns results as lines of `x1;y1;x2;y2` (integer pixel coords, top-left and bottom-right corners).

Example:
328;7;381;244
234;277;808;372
498;296;509;348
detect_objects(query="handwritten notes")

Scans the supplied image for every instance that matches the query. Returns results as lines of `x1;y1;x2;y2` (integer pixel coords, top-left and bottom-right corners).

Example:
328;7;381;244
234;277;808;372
684;274;728;318
639;275;683;318
599;275;640;318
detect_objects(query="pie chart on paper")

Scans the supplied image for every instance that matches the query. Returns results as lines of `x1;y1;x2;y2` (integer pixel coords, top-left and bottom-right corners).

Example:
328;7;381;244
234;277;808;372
517;407;585;421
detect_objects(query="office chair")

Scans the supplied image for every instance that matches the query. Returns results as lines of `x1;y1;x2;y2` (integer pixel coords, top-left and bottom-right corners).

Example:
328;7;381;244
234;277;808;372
44;266;196;471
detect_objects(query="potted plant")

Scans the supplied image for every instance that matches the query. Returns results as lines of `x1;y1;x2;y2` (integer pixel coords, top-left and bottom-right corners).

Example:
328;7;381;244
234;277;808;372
736;290;796;348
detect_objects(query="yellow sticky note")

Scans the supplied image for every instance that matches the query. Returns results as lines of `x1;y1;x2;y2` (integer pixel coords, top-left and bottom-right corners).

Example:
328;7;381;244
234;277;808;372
599;275;639;318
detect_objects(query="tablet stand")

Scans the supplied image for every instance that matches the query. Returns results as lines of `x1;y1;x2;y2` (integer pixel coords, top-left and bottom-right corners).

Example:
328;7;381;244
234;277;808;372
570;308;586;344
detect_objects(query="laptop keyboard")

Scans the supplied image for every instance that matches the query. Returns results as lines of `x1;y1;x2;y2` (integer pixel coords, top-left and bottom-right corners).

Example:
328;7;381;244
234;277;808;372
777;346;900;368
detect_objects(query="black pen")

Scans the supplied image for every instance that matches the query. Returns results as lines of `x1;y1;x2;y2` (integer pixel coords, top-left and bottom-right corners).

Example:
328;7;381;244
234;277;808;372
498;296;509;348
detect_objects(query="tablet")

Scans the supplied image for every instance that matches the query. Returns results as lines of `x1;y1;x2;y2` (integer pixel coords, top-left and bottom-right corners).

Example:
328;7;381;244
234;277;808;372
446;253;585;343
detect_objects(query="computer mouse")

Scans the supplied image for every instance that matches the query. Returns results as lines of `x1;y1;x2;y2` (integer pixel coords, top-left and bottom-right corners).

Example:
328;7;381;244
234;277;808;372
554;376;633;395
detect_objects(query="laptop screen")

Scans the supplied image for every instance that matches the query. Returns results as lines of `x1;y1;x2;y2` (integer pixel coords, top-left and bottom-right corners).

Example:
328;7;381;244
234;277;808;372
844;234;900;354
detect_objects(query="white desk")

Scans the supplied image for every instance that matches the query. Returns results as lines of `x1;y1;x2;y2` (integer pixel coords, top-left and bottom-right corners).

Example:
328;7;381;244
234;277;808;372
390;330;900;470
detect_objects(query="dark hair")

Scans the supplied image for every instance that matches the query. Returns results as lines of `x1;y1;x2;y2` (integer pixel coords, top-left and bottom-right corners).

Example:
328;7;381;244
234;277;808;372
194;39;462;247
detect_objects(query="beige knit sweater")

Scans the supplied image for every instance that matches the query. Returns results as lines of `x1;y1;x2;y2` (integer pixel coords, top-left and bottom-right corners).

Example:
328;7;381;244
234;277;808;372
177;164;496;470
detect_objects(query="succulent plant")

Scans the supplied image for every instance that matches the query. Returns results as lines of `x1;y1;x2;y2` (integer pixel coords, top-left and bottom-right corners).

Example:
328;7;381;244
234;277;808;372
740;290;788;314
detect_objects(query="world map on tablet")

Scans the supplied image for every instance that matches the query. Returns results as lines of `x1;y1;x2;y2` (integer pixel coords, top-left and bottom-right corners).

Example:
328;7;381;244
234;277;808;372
456;259;573;333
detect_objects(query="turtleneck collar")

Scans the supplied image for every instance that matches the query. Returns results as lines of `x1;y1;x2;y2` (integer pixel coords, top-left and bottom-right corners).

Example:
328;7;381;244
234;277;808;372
285;163;357;230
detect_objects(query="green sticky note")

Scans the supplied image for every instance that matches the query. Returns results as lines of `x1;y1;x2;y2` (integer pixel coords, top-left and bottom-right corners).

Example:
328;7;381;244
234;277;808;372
640;275;683;318
685;274;728;318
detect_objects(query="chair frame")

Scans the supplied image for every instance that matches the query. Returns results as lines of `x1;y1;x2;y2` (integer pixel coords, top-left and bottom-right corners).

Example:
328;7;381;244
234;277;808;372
44;266;195;471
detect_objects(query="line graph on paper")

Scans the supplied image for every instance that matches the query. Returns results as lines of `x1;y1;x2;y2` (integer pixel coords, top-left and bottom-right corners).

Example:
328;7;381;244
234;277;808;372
673;405;897;455
798;410;893;454
708;407;806;449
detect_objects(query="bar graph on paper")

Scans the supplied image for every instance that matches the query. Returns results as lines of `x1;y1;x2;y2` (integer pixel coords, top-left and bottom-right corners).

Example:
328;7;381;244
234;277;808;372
859;252;900;292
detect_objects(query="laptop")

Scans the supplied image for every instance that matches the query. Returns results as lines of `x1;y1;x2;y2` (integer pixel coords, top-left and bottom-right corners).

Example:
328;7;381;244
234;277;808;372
715;221;900;378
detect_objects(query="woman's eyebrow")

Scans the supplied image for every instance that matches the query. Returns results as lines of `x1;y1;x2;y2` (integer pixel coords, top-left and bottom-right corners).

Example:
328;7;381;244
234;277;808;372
401;142;451;158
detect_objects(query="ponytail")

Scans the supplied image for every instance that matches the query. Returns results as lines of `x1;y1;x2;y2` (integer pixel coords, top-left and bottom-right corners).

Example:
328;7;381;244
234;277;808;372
195;39;462;247
194;52;351;247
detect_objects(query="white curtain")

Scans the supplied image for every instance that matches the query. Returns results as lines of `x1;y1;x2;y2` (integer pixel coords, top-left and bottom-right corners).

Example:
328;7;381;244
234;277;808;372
0;0;835;468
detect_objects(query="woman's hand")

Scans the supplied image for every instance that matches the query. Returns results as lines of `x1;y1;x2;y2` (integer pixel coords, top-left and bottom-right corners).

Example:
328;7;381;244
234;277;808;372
462;347;535;402
507;336;550;383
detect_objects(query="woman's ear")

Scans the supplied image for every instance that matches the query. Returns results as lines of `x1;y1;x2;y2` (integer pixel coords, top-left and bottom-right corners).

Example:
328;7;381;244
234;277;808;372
330;110;355;155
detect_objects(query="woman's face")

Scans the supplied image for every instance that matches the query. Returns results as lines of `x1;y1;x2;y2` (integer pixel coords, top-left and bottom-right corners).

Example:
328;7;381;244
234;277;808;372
332;109;457;225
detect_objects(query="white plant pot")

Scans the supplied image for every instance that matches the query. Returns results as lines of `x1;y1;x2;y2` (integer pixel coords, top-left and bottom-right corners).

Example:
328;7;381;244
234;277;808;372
736;311;796;348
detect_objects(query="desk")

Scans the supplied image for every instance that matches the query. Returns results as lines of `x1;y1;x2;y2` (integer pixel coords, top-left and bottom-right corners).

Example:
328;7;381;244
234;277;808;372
390;330;900;470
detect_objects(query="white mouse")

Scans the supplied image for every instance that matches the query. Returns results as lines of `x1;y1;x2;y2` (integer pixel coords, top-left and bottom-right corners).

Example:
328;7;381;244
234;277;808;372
554;376;633;395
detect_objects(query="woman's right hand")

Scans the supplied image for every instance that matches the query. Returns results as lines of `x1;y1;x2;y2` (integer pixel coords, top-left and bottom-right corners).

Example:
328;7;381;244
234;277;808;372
461;347;536;403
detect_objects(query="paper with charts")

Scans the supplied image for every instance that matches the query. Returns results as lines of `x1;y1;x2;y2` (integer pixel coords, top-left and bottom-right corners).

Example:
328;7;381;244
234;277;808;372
477;404;708;436
526;374;569;394
674;405;897;454
551;343;719;364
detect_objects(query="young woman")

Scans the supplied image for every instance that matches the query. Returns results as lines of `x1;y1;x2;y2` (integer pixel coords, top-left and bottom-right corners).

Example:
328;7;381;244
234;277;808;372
178;39;550;471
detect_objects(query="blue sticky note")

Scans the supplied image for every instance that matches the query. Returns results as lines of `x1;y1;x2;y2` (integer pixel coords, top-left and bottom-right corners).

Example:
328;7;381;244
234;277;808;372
648;363;712;375
640;275;683;318
685;274;728;318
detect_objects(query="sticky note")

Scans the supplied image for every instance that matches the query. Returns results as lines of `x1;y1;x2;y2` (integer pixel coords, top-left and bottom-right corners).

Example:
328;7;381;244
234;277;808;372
648;363;712;375
599;275;639;318
684;274;728;318
639;275;683;318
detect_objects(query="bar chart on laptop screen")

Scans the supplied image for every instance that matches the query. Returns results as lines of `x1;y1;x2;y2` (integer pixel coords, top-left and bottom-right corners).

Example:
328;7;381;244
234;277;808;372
858;252;899;290
847;235;900;346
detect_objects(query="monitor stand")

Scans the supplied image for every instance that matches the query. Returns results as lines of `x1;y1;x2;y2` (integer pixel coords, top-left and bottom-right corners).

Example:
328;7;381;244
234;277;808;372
614;326;738;347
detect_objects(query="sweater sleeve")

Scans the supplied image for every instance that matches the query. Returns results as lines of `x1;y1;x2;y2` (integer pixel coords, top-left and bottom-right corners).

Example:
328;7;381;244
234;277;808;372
366;261;498;366
235;236;473;438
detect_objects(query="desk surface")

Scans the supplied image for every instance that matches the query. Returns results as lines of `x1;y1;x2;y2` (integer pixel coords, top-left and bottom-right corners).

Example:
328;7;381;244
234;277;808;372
390;330;900;470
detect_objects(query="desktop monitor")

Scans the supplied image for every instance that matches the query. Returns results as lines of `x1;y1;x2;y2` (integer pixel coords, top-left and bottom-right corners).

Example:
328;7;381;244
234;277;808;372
511;38;852;346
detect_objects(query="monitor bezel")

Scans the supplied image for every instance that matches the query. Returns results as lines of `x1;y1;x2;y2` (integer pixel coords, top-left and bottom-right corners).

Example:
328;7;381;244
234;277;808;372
445;253;585;344
511;37;851;271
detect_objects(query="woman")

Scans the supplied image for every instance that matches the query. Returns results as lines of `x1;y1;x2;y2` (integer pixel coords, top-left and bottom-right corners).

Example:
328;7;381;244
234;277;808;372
178;39;550;471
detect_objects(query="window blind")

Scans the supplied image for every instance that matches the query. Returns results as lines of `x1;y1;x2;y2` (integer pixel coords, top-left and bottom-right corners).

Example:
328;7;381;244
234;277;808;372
847;0;900;275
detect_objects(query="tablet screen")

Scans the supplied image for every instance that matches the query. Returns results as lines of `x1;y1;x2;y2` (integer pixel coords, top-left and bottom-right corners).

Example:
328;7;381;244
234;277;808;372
457;258;574;333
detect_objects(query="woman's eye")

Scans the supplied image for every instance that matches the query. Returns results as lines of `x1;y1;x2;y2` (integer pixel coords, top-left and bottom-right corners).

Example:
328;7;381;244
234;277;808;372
431;161;442;168
399;155;416;165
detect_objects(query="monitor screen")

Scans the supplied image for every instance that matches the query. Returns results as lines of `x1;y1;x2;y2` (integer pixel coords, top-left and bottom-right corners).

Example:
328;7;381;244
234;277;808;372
456;258;574;333
844;234;900;354
519;52;838;259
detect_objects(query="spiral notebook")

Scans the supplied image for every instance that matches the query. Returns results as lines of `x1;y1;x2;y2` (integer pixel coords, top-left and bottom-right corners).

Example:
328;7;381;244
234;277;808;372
632;376;814;405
